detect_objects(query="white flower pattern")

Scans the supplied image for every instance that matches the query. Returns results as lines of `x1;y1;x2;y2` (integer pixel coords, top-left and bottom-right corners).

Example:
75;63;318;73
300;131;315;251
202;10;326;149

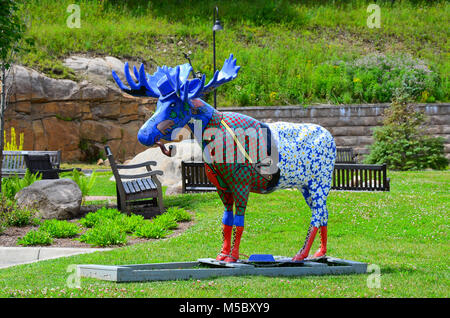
269;122;336;227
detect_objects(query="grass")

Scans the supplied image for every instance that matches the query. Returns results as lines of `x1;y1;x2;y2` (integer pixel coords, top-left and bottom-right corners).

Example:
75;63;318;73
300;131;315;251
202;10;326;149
0;170;448;297
15;0;449;105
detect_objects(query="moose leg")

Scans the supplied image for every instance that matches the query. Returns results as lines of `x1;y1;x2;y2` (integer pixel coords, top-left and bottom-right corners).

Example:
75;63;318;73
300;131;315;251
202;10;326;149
216;189;234;261
313;226;327;258
313;190;330;258
293;187;319;261
224;165;251;263
224;207;246;263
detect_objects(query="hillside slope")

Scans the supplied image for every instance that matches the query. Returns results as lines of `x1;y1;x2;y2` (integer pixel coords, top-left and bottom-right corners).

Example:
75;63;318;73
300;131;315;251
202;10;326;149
16;0;449;106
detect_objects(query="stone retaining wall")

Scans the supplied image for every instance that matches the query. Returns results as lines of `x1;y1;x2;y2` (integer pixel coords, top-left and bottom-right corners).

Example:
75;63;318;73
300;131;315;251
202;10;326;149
219;103;450;161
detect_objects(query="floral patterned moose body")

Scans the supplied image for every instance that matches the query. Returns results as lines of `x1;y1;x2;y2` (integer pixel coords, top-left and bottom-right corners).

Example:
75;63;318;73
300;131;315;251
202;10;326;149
112;54;336;263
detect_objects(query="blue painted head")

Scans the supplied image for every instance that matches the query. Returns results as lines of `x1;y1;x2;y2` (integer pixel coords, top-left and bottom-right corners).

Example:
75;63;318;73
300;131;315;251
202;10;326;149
112;54;240;147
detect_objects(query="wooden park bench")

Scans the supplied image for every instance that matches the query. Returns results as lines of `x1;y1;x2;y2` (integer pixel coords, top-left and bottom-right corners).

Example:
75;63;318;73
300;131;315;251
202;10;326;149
2;150;62;178
181;161;216;193
105;145;165;214
181;159;390;193
332;163;390;191
24;154;81;179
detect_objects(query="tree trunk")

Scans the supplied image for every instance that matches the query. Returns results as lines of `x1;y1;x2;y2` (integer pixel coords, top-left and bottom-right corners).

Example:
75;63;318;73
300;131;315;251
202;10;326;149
0;63;6;193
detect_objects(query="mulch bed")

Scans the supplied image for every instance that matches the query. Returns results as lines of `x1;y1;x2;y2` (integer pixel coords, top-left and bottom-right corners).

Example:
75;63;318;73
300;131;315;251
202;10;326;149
0;206;195;249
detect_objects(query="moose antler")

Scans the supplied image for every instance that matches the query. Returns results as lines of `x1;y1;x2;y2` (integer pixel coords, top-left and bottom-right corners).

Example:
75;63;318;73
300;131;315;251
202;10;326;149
112;53;240;100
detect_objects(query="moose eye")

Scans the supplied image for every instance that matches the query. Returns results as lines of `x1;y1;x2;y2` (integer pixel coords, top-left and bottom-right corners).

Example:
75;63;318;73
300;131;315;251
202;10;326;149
170;103;175;107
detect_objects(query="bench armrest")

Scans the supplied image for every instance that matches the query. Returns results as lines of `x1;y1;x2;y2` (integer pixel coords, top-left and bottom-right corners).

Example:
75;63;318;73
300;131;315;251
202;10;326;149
116;161;157;169
118;170;163;180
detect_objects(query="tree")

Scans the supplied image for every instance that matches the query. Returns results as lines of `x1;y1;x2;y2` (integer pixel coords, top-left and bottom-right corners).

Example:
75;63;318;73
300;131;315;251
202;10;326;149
0;0;27;192
365;101;448;170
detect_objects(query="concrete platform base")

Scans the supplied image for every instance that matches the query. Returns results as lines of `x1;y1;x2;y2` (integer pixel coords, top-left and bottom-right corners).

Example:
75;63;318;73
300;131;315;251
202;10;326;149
78;256;368;282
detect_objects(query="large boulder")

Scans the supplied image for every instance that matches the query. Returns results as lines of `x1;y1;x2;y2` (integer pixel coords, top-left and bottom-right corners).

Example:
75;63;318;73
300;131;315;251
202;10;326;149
15;179;82;220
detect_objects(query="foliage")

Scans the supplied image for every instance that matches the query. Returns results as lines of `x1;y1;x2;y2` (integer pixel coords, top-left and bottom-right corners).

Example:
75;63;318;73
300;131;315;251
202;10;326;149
166;207;192;222
153;213;178;230
0;0;27;66
78;219;127;247
0;196;39;227
70;169;97;200
3;127;24;151
39;219;80;238
78;207;122;228
1;170;42;200
112;213;145;233
365;101;448;170
17;229;53;246
133;220;170;239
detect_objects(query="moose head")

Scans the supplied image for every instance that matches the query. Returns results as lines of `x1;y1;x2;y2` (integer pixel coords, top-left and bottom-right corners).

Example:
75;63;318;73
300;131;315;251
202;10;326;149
112;54;240;155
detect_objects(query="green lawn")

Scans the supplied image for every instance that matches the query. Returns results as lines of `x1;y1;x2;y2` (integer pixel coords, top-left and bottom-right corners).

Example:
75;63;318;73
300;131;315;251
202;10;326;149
0;170;448;298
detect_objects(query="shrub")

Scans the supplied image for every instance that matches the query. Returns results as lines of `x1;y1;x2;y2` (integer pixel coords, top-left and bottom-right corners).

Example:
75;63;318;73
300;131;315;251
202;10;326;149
340;53;441;103
70;169;97;201
153;213;178;230
365;101;449;170
17;229;53;246
113;213;145;233
78;219;127;247
39;219;80;238
166;207;191;222
4;205;39;227
134;221;170;239
78;207;122;228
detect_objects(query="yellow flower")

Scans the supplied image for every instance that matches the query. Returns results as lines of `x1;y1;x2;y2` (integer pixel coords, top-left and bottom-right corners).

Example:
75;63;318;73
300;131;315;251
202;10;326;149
269;91;277;101
353;77;361;83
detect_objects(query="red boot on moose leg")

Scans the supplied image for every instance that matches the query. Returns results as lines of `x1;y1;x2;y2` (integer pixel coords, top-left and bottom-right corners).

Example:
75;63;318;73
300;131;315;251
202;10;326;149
292;226;319;261
224;226;244;263
216;224;233;261
313;226;327;258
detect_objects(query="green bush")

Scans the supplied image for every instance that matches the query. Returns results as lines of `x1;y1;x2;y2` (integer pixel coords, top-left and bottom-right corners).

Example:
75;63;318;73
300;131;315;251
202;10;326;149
78;207;122;228
134;220;170;239
153;213;178;230
166;207;191;222
39;219;80;238
78;219;128;247
365;101;449;170
113;213;145;233
4;205;39;227
339;53;442;103
17;229;53;246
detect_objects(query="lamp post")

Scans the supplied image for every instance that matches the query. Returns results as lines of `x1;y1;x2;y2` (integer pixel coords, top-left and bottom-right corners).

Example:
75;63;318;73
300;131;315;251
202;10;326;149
212;6;223;109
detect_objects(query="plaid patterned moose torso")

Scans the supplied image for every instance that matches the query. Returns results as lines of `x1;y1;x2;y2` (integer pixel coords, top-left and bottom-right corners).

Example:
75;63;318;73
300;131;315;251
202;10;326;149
112;54;336;263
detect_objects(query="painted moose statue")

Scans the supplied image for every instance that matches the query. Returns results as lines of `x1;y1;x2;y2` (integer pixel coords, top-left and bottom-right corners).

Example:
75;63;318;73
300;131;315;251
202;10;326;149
112;54;336;263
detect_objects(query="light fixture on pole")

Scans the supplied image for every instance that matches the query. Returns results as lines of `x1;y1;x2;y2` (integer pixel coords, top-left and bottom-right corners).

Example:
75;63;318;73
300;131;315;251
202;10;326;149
212;6;223;109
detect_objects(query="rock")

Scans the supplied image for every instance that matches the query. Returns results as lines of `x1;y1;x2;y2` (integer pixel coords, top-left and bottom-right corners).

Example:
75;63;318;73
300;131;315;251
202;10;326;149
165;181;183;196
15;179;82;220
97;158;104;165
